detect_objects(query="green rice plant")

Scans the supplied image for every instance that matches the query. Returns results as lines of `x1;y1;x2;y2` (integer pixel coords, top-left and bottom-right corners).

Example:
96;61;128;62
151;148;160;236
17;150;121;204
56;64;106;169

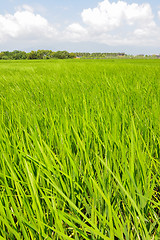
0;59;159;239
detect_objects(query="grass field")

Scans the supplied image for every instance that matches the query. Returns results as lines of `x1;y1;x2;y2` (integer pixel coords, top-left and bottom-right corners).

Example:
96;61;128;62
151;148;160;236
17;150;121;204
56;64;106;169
0;59;159;239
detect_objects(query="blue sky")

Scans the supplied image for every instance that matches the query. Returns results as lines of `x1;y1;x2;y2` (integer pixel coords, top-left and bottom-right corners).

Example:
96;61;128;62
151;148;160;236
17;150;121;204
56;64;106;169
0;0;160;54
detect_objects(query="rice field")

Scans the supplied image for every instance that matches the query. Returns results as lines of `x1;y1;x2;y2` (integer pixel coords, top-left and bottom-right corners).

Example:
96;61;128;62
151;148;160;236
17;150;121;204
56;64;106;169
0;59;159;239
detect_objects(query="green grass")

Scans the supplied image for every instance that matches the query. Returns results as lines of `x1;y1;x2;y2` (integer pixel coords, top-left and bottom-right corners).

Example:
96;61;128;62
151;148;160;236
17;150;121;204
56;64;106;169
0;59;159;239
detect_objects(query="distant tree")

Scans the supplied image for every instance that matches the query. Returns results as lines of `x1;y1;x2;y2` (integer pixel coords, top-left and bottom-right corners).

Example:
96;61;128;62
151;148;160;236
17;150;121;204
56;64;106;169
69;52;76;58
2;51;10;57
27;51;38;59
0;52;5;59
53;51;70;59
36;50;44;59
0;50;130;60
11;50;27;60
42;50;54;59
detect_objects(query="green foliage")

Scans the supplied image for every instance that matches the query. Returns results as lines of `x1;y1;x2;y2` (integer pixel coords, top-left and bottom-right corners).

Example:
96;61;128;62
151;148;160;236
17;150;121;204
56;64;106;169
0;50;159;60
12;50;27;60
0;50;76;60
69;52;76;58
75;52;127;58
27;50;38;59
0;59;159;239
0;50;27;60
53;50;71;59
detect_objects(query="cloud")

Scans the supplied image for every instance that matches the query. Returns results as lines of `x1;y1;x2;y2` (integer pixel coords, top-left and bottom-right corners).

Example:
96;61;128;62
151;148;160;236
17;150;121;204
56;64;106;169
15;4;34;13
66;0;160;46
0;5;57;43
0;1;160;51
81;0;153;31
64;23;88;41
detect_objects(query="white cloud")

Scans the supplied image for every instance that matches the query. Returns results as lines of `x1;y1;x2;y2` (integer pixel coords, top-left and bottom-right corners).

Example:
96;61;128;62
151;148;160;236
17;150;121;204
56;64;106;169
0;5;57;43
67;23;87;35
15;5;34;13
64;23;88;41
0;1;160;51
81;0;154;31
65;0;160;46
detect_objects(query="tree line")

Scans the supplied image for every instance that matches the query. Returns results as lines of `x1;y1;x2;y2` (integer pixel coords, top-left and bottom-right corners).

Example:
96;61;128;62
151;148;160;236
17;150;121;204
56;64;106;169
0;50;128;60
0;50;76;60
0;50;159;60
75;52;127;58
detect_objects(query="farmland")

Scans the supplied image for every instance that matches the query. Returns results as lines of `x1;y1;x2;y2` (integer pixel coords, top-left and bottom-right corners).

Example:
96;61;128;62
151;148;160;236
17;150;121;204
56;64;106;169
0;59;159;239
